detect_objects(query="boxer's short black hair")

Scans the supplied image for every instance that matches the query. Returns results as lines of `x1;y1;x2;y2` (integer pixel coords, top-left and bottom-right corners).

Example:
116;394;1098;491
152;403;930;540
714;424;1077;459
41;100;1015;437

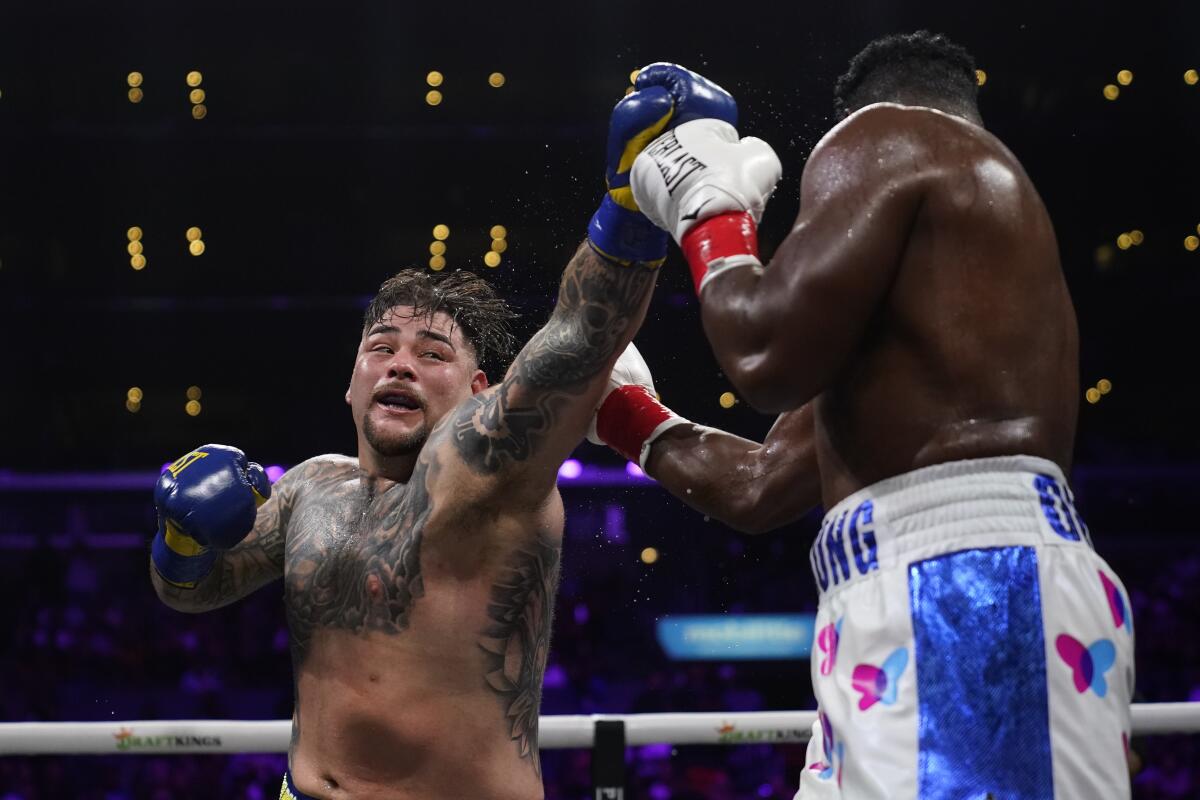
834;31;979;120
363;268;517;377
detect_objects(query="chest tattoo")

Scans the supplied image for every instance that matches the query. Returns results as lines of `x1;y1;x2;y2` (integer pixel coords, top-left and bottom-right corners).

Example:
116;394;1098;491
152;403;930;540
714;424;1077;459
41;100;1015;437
284;457;434;665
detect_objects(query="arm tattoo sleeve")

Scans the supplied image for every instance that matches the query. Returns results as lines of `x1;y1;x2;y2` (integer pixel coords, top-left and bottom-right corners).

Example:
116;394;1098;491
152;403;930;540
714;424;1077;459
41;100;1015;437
156;525;286;611
451;245;656;473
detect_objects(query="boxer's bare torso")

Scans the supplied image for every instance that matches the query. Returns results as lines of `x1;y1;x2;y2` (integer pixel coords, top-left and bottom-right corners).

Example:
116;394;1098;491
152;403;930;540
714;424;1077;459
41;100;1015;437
155;426;567;799
280;452;562;799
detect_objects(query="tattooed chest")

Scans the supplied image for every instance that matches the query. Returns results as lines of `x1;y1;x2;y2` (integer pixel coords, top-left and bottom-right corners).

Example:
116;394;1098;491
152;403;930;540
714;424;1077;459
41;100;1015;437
284;481;429;662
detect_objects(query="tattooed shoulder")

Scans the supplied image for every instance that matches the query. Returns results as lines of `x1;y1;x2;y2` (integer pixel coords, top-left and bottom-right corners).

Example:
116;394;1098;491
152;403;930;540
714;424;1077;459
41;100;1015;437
283;454;361;492
449;250;656;475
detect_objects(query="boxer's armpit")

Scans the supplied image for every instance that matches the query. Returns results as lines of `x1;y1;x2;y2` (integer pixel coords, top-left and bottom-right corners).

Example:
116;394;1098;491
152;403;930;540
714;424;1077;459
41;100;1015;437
450;244;656;475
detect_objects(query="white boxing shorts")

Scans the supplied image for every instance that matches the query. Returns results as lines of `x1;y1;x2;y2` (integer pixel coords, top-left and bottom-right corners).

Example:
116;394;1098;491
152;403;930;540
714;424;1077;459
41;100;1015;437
796;456;1134;800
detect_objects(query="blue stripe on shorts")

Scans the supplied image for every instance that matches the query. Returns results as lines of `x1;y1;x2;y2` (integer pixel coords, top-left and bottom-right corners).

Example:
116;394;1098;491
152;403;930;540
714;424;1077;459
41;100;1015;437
909;546;1054;800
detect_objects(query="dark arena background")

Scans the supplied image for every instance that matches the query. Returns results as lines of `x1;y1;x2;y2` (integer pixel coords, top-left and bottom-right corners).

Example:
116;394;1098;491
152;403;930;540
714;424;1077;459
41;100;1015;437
2;0;1199;797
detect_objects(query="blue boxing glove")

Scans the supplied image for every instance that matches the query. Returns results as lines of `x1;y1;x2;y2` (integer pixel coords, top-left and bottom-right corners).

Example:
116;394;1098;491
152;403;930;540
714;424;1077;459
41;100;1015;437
633;63;738;127
588;63;738;267
151;444;271;588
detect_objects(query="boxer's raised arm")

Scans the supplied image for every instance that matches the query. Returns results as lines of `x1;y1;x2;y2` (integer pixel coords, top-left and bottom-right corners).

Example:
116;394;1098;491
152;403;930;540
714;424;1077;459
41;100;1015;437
436;69;740;506
643;405;820;534
442;243;657;507
630;106;931;414
695;109;929;412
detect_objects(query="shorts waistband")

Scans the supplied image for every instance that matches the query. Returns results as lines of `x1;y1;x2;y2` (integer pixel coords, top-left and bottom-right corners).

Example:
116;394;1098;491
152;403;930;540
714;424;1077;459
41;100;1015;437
810;456;1093;598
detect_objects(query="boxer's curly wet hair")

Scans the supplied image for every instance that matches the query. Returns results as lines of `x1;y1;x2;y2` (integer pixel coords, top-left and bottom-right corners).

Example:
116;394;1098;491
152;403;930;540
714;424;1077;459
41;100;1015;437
363;268;518;377
834;31;979;120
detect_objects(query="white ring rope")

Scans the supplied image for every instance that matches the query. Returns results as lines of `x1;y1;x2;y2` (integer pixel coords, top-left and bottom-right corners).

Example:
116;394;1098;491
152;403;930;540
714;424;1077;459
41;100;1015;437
0;704;1196;755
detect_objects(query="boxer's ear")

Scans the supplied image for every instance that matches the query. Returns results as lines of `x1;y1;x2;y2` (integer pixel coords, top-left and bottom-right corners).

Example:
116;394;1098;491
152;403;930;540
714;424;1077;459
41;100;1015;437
470;369;488;395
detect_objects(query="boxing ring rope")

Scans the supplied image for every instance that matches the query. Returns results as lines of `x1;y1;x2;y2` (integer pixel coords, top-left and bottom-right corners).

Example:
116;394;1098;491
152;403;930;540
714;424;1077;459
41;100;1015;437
1;704;1198;755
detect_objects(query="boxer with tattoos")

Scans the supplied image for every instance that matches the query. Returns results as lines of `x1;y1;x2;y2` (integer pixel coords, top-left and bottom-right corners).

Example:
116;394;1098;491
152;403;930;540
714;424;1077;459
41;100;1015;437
148;66;737;800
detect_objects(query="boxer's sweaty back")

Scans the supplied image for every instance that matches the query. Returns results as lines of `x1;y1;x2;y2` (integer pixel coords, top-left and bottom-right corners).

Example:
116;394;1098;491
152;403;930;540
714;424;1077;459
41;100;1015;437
815;105;1079;506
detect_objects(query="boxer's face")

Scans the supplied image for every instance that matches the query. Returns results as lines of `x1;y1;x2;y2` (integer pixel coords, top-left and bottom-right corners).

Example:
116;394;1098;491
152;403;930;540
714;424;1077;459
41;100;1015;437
347;306;487;458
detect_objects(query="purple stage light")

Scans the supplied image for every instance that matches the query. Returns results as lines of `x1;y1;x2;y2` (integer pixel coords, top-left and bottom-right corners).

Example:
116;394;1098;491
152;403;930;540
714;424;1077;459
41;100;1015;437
604;503;628;544
265;465;286;483
161;462;172;474
558;459;583;480
574;603;590;625
638;742;673;760
625;461;645;478
543;663;567;688
0;462;677;493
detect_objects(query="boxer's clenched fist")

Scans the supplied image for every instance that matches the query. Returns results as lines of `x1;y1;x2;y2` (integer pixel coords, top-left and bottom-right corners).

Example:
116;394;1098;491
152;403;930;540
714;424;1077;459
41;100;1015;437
588;342;690;470
632;118;782;294
151;444;271;588
588;64;739;268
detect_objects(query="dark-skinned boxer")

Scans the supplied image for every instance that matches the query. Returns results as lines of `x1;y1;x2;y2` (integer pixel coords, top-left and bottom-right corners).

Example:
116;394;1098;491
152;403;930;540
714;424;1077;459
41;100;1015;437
590;37;1133;799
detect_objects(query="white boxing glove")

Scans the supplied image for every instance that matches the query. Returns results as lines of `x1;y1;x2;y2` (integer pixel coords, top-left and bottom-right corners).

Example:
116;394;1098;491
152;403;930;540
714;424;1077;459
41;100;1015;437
631;118;782;295
587;342;691;471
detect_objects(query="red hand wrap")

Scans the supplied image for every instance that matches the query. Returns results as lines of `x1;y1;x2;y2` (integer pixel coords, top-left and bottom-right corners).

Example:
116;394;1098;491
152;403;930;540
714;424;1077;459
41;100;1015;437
595;385;676;464
680;211;761;295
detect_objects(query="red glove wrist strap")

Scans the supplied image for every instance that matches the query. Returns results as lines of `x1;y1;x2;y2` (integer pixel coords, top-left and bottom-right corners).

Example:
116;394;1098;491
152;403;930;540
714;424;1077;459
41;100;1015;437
596;385;677;463
680;211;760;295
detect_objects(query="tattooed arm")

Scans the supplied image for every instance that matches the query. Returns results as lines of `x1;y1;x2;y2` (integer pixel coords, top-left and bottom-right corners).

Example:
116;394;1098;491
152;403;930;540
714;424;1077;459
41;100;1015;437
446;243;657;504
150;460;305;612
